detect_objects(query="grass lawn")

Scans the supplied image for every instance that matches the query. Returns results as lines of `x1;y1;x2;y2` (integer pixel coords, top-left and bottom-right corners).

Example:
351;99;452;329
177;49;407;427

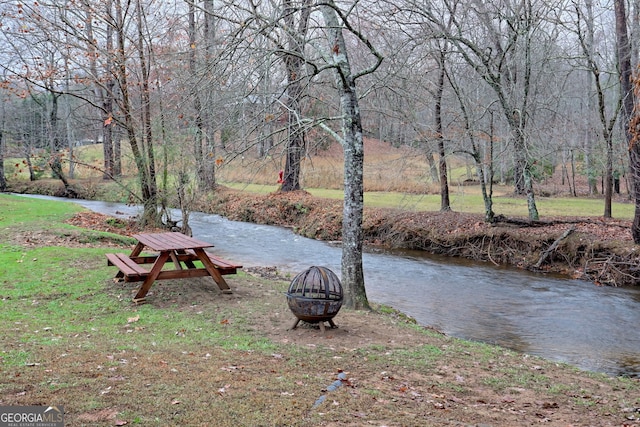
0;193;638;426
221;181;636;219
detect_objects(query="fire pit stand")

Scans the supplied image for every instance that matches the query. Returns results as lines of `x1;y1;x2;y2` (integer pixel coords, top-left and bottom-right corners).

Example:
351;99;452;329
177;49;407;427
286;266;343;333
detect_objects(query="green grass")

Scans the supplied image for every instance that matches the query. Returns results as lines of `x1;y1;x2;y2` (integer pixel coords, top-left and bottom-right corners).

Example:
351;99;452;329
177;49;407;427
0;194;83;226
0;194;275;369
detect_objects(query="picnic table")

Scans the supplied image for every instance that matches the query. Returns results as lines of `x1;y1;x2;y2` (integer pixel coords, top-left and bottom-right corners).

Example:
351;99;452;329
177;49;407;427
106;232;242;303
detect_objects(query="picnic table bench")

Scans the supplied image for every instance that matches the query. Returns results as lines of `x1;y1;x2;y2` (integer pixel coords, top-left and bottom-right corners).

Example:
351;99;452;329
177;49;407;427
106;232;242;303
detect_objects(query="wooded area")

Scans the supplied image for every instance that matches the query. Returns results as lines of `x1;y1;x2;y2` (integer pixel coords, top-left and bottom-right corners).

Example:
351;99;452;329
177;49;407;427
2;0;640;307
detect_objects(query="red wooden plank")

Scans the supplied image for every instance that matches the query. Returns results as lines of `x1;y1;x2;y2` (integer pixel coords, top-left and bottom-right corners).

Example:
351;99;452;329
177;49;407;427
132;232;214;251
106;253;149;281
185;250;242;270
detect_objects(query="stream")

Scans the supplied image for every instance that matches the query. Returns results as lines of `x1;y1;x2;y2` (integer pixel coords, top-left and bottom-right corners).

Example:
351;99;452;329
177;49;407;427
18;195;640;378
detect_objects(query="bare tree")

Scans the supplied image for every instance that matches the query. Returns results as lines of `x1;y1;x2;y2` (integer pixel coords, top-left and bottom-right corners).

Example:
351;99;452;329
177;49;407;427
0;77;6;192
614;0;640;241
572;3;622;218
400;0;548;220
445;64;497;222
84;0;117;180
279;0;312;192
434;47;451;211
319;0;382;310
188;0;204;188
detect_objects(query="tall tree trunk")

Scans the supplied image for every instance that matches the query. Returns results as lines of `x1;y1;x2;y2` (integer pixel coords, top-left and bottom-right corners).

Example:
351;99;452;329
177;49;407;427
114;0;157;225
512;112;538;220
85;1;114;180
435;49;450;211
615;0;640;241
585;0;598;195
202;0;216;189
136;0;158;223
188;0;206;190
482;113;495;222
105;0;117;178
280;0;311;192
0;95;5;191
321;0;370;310
604;132;614;218
48;92;71;191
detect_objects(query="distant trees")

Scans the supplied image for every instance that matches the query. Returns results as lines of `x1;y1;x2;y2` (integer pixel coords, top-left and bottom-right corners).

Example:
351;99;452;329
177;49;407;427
572;0;621;219
2;0;636;215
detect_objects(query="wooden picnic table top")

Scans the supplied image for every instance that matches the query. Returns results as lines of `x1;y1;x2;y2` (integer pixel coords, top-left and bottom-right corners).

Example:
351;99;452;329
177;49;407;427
132;232;214;252
108;231;240;302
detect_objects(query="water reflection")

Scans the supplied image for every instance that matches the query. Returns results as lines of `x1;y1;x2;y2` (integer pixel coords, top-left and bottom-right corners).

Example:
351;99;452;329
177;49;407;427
14;194;640;377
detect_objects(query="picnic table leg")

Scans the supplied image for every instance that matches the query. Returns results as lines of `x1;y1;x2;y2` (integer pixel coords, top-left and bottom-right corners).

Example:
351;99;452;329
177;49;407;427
169;252;182;270
192;248;232;294
129;242;145;257
176;249;197;269
133;251;170;303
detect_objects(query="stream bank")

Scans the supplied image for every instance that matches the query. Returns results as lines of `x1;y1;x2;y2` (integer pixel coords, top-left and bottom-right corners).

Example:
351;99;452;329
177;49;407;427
8;179;640;287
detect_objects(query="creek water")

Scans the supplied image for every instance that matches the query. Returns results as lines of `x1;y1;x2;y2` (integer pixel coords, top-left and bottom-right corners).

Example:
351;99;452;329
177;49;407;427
19;195;640;377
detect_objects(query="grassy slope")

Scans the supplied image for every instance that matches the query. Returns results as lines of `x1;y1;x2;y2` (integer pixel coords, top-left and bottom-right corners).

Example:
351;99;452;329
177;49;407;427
223;182;636;219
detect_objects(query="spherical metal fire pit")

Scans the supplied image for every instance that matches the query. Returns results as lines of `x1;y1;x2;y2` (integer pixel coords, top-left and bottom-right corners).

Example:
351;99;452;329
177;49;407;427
286;266;343;332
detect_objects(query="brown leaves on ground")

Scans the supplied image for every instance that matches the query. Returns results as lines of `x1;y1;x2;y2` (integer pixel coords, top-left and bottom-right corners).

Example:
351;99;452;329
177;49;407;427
66;211;164;236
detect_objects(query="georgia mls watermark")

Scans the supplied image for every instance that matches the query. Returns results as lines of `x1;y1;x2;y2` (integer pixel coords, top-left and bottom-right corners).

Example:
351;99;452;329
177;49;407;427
0;406;64;427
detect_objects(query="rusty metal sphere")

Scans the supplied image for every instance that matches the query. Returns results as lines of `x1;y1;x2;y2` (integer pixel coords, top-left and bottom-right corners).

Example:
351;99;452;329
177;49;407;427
286;266;343;327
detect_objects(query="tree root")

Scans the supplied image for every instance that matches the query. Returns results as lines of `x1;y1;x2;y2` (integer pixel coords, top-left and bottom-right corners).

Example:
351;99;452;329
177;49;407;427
533;226;575;269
